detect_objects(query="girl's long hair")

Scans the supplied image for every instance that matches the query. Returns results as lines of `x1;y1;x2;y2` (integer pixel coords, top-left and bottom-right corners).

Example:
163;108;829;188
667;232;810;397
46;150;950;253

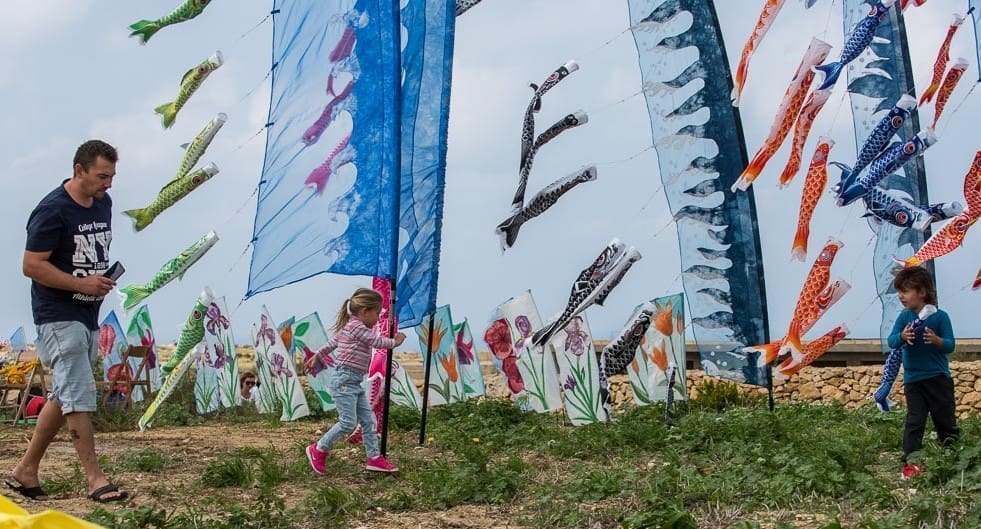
332;287;383;332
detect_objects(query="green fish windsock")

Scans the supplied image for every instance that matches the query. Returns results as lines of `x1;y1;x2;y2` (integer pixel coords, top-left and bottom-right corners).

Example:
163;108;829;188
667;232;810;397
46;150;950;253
138;341;197;430
174;113;226;181
119;231;219;311
123;162;219;232
154;51;223;129
129;0;215;45
160;287;214;377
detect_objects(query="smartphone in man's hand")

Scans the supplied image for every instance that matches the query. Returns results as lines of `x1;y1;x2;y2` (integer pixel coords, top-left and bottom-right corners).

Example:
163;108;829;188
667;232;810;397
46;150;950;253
103;261;125;281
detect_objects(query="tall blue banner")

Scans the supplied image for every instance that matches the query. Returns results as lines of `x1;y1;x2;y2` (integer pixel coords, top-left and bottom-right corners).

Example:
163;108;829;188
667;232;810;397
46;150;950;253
248;0;402;297
842;1;929;350
627;0;770;385
394;0;456;328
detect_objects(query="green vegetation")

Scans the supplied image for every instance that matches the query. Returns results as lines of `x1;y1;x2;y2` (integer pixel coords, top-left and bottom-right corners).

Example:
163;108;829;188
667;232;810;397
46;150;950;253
78;379;981;528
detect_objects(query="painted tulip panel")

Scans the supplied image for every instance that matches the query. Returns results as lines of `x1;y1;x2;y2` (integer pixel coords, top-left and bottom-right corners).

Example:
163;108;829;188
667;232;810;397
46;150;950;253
629;294;687;405
414;305;467;405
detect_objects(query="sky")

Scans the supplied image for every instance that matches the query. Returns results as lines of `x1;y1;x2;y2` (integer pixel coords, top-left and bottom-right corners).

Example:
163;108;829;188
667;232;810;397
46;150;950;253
0;0;978;351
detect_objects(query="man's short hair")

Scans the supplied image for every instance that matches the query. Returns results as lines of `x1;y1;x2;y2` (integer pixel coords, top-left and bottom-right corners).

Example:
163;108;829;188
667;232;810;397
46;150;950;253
73;140;118;171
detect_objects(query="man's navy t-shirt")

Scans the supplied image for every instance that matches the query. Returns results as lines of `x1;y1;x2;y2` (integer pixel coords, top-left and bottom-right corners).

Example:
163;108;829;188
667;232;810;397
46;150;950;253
25;181;112;330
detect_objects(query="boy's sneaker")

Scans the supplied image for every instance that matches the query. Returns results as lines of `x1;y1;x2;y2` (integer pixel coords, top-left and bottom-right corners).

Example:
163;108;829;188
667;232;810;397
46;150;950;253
306;443;328;475
365;455;399;473
901;463;923;480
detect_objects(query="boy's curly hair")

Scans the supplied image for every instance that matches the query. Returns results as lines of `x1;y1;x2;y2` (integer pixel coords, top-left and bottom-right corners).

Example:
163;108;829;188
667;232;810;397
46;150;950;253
893;266;938;305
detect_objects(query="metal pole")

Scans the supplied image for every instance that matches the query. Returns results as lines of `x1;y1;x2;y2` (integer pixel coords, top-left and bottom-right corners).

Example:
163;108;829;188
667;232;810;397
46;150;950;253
417;313;436;445
379;280;398;456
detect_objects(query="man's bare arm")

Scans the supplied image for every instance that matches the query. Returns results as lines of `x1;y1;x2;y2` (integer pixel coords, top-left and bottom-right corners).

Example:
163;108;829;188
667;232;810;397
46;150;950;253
23;250;115;297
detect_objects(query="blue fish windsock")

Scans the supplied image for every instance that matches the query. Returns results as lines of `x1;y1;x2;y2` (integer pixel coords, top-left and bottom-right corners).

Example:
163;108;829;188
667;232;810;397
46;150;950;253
814;0;895;90
835;94;916;194
873;304;936;411
837;128;936;206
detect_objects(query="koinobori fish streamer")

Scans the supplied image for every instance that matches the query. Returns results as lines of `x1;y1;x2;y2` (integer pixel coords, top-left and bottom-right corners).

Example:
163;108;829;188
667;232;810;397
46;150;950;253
873;304;937;411
532;238;641;348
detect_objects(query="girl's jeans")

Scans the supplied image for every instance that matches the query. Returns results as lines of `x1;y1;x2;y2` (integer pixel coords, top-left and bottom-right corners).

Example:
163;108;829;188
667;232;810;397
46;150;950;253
316;367;380;457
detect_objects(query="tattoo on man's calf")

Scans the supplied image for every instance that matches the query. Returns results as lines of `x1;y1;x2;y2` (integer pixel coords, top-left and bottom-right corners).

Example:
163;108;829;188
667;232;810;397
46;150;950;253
70;429;80;440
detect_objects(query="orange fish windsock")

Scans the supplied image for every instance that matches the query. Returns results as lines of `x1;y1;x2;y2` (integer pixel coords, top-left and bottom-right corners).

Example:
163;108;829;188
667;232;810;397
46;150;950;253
919;14;964;106
931;57;969;129
775;324;849;379
732;38;832;192
779;88;832;187
731;0;787;106
791;137;834;262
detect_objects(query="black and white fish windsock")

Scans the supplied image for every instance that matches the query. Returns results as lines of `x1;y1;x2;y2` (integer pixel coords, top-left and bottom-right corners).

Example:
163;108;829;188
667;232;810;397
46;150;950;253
664;362;677;424
511;61;580;214
496;165;597;251
455;0;484;17
598;302;657;415
531;239;642;348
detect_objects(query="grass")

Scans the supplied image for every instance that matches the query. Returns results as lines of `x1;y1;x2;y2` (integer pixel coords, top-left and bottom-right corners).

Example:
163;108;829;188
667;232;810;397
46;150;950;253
76;379;981;528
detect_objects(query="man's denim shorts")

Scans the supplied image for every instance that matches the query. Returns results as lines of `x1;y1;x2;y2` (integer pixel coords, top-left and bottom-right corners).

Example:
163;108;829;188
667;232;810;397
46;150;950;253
35;321;99;414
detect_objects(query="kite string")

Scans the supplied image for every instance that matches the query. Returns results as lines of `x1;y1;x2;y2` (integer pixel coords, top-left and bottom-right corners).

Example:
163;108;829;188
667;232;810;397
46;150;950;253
938;83;978;137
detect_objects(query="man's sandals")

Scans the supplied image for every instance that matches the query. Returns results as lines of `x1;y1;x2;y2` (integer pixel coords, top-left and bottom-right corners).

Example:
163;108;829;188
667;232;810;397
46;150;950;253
5;478;49;501
88;483;129;503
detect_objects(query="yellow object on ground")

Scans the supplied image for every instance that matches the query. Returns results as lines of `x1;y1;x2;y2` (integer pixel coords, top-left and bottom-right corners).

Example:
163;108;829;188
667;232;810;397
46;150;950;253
0;494;105;528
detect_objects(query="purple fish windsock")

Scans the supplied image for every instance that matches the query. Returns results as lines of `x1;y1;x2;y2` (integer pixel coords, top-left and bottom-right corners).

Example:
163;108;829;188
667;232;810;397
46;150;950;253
302;74;355;146
496;165;596;251
834;94;916;195
598;302;656;416
814;0;896;90
532;242;641;348
874;304;936;411
304;134;354;195
837;128;937;206
512;60;579;213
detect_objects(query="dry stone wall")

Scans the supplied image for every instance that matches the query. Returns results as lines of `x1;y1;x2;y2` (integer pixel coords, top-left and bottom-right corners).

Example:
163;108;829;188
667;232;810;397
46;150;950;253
465;359;981;418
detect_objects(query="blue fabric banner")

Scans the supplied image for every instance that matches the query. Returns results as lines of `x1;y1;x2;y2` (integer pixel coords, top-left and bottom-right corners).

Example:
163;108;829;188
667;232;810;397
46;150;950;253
627;0;770;385
248;0;402;297
842;1;929;351
393;0;456;328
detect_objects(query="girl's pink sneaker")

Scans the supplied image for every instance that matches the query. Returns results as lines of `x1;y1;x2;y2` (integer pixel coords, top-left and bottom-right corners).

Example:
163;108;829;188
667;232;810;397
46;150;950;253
365;455;398;473
306;443;328;475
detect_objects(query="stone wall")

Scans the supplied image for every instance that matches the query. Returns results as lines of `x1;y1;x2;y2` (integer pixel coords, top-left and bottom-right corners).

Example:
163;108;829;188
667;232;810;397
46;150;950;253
465;360;981;418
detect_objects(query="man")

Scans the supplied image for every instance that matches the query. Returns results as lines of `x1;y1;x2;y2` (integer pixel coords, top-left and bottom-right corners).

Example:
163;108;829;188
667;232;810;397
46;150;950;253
6;140;128;503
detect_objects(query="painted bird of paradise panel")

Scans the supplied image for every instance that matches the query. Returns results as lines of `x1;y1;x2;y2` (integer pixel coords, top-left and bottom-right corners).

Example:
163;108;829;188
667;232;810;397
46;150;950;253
202;297;240;409
548;314;604;425
451;319;486;398
253;307;310;421
124;305;160;400
497;291;562;413
414;305;467;406
630;294;688;405
293;312;337;412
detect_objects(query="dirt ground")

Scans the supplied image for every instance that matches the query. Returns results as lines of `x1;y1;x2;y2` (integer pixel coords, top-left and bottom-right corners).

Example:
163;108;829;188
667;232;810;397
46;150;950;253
0;420;529;528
